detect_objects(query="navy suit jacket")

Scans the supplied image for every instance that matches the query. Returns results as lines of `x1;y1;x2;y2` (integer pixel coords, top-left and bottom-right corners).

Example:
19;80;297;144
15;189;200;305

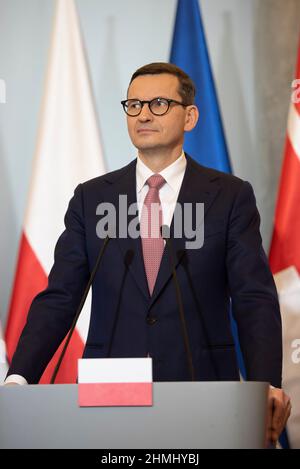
9;155;282;386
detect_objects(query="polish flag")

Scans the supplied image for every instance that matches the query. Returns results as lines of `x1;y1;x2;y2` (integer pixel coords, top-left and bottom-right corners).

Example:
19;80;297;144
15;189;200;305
269;39;300;449
78;358;153;407
5;0;105;383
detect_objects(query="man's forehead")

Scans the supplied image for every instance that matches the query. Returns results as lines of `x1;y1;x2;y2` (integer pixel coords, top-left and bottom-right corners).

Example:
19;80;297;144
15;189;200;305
127;73;180;98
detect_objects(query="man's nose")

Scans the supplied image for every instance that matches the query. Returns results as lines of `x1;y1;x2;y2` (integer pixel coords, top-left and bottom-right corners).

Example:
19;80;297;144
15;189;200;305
138;103;153;121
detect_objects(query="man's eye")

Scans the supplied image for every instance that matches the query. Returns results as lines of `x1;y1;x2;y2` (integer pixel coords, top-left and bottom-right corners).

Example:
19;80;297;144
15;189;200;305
153;99;167;107
128;101;141;109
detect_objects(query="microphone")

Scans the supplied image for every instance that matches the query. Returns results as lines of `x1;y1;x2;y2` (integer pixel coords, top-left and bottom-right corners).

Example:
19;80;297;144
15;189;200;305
50;235;111;384
161;225;195;381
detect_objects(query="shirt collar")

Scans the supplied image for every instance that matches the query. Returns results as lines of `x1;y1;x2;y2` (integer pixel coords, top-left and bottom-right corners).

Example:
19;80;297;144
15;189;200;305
136;151;186;193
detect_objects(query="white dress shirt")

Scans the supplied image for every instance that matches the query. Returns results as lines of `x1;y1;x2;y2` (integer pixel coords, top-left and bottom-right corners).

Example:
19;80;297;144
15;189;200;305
4;151;187;386
136;151;186;226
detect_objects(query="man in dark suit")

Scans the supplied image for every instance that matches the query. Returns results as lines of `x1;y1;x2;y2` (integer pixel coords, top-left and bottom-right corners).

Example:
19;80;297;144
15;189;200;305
6;62;290;444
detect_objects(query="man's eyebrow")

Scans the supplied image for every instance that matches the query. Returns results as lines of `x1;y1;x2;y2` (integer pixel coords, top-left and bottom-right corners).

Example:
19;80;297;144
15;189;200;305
126;96;171;101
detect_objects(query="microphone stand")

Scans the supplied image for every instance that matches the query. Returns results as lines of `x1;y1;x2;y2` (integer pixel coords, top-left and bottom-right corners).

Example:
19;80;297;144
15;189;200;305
162;225;195;381
50;235;111;384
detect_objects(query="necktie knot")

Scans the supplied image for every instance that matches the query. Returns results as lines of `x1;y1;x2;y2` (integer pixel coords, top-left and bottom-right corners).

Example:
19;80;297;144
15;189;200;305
147;174;165;190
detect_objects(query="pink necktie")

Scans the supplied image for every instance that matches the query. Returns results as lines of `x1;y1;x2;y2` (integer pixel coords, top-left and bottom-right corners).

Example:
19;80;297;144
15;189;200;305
140;174;166;296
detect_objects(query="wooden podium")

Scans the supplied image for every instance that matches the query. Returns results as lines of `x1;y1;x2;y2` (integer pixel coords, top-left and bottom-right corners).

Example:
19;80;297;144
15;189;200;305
0;381;268;449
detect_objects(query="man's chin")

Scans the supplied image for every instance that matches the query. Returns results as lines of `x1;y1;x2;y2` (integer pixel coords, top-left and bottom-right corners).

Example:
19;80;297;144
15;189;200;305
135;144;165;154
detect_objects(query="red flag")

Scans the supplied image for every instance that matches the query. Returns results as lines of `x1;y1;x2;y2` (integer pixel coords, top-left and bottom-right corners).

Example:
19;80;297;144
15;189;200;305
5;0;105;383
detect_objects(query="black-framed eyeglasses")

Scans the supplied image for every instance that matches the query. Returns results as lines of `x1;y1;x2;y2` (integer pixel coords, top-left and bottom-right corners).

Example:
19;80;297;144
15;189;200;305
121;97;188;116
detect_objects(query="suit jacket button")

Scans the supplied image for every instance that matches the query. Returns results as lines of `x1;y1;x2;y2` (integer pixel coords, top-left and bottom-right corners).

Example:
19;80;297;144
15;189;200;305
146;316;157;325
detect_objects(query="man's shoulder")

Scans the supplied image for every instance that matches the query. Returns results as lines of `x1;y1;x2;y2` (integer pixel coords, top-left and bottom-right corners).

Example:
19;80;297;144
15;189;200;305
186;154;246;190
79;158;136;192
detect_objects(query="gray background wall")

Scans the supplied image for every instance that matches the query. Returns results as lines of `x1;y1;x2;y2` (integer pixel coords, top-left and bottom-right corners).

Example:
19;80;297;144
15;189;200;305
0;0;299;327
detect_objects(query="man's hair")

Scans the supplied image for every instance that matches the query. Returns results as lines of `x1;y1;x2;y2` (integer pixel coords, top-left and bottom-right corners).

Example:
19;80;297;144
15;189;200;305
128;62;196;104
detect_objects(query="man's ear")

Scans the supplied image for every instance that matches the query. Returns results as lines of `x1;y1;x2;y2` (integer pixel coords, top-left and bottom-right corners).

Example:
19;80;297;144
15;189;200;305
184;105;199;132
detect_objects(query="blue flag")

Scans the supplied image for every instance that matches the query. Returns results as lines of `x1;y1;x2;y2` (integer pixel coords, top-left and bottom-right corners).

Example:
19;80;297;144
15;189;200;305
170;0;231;173
170;0;246;378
